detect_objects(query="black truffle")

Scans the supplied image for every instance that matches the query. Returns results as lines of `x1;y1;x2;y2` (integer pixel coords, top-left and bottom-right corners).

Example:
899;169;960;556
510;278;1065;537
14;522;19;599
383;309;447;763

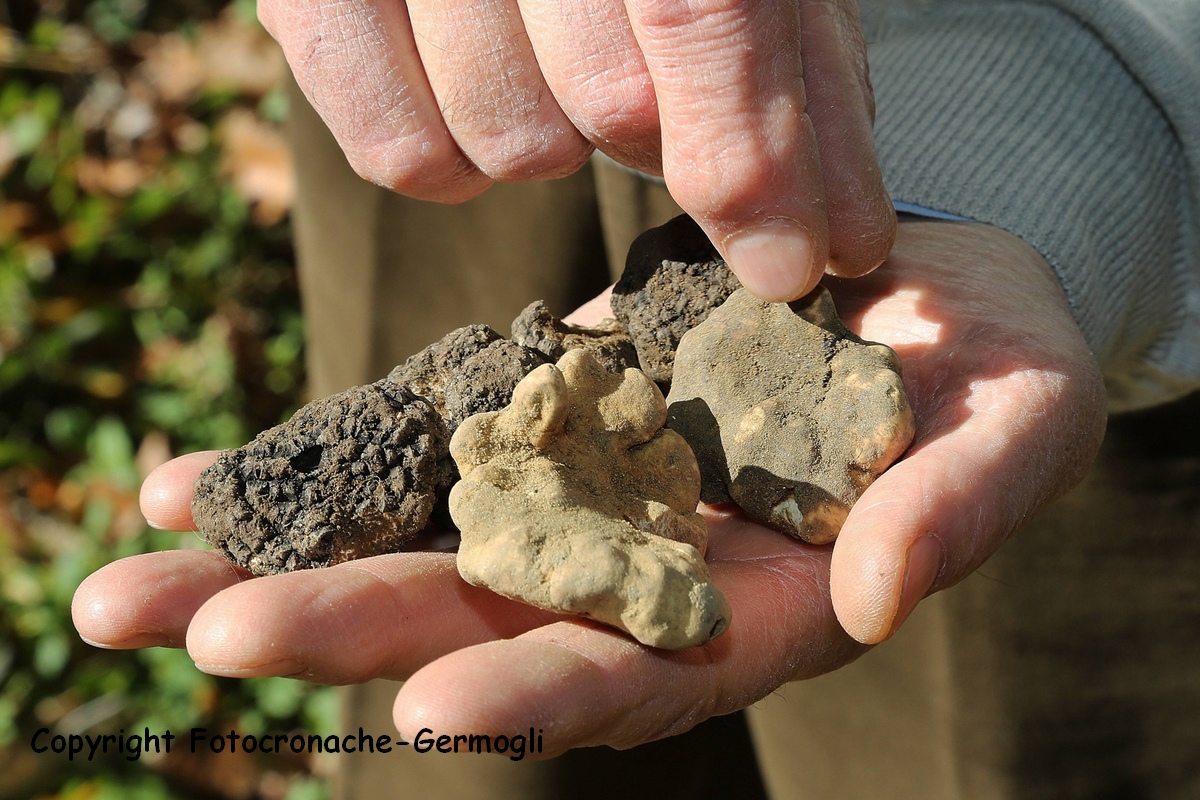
192;381;454;575
611;214;741;385
511;300;640;375
388;324;548;430
443;339;548;428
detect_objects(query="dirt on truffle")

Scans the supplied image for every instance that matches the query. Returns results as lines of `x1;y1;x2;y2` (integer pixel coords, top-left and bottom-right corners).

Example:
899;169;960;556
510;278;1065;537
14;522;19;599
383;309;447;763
611;214;742;385
192;381;454;575
511;300;639;374
388;324;548;430
667;288;914;544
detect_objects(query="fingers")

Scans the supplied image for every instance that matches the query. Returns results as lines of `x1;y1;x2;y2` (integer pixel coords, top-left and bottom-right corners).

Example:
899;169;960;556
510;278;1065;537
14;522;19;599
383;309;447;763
72;551;251;649
624;0;828;302
260;0;492;200
799;0;895;277
406;0;594;181
139;450;219;530
183;554;560;683
71;546;557;685
265;0;592;193
393;518;865;756
266;0;893;287
517;0;661;172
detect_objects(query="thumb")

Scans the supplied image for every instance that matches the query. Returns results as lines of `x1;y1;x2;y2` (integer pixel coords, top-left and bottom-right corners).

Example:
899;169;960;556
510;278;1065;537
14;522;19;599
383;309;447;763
830;363;1105;644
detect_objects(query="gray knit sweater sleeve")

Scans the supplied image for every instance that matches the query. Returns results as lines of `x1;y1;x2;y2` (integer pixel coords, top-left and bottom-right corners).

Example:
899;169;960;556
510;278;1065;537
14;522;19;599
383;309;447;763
865;0;1199;411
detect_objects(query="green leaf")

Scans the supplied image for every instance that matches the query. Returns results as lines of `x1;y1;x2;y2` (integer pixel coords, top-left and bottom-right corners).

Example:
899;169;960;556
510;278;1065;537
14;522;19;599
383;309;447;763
124;183;179;225
86;0;150;45
286;777;330;800
45;406;95;451
34;630;71;678
80;495;115;539
251;676;305;719
303;687;340;738
29;19;65;50
6;111;49;156
258;87;290;125
0;80;30;119
86;416;138;485
68;195;117;259
0;439;45;468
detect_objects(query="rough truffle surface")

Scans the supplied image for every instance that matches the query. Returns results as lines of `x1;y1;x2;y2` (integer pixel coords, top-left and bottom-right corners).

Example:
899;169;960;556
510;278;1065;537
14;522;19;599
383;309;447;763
511;300;639;374
388;324;547;430
450;349;731;649
611;214;742;384
193;381;454;575
667;288;915;544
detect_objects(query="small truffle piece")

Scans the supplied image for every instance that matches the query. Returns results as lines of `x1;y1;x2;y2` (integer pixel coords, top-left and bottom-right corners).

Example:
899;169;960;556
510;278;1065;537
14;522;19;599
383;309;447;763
450;349;731;650
511;300;639;374
667;288;915;544
443;339;549;429
611;214;742;384
193;381;454;575
388;324;548;430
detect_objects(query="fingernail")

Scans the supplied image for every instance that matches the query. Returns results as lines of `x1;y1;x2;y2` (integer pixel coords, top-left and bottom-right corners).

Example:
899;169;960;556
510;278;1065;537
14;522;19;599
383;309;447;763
890;534;943;636
724;221;815;302
193;659;306;678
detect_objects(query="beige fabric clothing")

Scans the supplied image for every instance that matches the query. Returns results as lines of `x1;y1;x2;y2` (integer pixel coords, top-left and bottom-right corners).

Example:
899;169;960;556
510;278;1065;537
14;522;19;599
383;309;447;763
288;76;1200;800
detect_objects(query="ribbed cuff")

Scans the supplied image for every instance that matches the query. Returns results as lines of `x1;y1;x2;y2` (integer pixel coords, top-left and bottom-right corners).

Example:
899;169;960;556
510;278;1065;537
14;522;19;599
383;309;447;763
869;2;1198;410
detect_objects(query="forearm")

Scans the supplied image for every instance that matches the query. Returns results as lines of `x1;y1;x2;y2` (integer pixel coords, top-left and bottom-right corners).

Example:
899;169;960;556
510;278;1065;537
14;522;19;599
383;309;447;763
866;0;1200;411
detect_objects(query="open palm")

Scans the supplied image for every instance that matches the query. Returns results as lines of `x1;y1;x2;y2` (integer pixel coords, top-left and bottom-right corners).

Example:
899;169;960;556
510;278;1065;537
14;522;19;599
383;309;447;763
73;221;1106;755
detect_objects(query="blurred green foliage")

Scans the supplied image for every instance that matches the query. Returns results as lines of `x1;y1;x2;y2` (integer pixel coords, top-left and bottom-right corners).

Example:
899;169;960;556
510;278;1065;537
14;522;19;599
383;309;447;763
1;1;332;797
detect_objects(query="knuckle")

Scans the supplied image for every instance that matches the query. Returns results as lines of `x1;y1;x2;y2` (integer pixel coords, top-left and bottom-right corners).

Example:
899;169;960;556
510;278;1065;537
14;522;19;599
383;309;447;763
256;1;278;36
434;76;593;181
347;136;487;203
454;125;594;183
633;0;756;34
571;69;660;148
481;135;594;183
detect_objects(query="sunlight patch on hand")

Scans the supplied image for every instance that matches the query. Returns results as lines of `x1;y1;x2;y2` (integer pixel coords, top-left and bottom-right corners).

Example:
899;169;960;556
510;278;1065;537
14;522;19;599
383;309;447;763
856;287;942;347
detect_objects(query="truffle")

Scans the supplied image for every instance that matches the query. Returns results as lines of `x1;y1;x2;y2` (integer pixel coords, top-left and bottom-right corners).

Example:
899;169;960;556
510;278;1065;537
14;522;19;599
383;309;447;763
611;214;741;384
511;300;639;374
193;381;454;575
387;324;548;431
667;288;915;544
450;349;731;649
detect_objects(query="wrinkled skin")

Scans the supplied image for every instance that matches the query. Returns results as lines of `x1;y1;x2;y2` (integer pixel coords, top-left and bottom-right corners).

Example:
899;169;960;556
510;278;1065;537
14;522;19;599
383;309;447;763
73;222;1106;757
258;0;896;301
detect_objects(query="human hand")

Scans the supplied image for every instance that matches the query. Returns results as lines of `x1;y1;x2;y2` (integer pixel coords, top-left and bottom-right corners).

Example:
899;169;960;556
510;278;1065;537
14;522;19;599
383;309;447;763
73;221;1105;754
260;0;895;301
